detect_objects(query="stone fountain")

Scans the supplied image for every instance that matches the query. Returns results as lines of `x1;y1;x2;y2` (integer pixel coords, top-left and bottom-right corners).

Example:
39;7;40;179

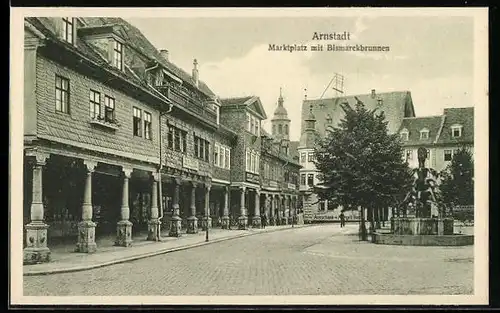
373;147;473;246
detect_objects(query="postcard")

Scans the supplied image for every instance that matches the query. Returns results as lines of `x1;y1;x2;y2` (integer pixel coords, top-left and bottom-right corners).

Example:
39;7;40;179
10;7;489;306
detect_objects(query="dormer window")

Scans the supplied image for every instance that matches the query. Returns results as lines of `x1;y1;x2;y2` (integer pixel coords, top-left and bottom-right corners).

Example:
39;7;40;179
400;129;409;141
420;128;429;140
62;17;75;44
113;40;124;71
451;124;463;138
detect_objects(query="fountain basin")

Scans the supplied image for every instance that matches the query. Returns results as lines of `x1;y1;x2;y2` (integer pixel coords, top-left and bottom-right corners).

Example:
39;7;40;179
372;233;474;246
373;217;473;246
392;217;454;235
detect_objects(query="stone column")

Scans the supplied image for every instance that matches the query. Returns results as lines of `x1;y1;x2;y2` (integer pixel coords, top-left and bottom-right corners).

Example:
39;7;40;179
238;186;248;229
202;184;212;230
116;168;133;247
187;181;198;234
147;172;161;241
23;152;51;264
270;194;276;226
75;160;98;253
169;178;182;237
252;190;261;228
264;193;270;219
281;195;288;225
221;186;230;229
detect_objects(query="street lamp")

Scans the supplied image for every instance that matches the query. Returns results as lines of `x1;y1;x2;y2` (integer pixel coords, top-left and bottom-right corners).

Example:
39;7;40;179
205;211;209;242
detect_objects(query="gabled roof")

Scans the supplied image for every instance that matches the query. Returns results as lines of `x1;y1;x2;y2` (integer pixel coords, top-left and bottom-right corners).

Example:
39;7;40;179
28;17;216;99
91;18;216;98
220;96;268;120
301;90;415;136
436;107;474;144
398;115;443;146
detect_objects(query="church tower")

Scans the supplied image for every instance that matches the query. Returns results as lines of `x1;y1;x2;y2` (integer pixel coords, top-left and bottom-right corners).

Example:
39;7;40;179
271;88;291;154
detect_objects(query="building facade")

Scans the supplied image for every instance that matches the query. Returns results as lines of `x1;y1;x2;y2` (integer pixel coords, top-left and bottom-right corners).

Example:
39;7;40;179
297;89;417;221
399;107;474;172
23;17;301;265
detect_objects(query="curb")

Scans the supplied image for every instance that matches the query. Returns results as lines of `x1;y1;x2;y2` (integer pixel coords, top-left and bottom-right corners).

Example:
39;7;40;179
24;224;312;276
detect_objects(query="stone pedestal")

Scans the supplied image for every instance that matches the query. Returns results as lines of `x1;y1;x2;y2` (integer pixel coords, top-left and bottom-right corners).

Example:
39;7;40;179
252;216;261;228
23;222;51;265
201;217;212;231
221;216;230;229
115;220;133;247
75;220;97;253
187;216;198;234
169;216;182;237
147;219;161;241
238;216;248;230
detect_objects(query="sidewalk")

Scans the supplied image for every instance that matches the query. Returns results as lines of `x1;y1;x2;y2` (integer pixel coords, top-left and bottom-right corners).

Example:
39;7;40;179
23;224;309;276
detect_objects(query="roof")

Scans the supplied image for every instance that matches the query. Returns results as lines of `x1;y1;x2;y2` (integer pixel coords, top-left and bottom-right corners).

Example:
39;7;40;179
220;96;254;106
398;115;444;146
26;17;156;96
28;17;216;99
301;90;415;137
436;107;474;144
85;18;216;98
273;105;289;118
289;140;300;160
220;96;268;120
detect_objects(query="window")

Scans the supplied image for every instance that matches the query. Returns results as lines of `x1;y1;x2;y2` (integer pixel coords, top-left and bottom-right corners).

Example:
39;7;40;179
307;174;314;186
144;112;152;140
279;124;283;134
246;113;251;132
62;17;74;44
400;129;409;141
451;125;462;138
300;174;306;185
205;141;210;162
225;149;230;169
89;90;101;119
113;40;123;71
220;147;225;168
284;124;289;135
308;152;314;162
55;75;70;113
300;153;306;163
181;131;187;153
444;149;453;161
167;126;174;148
254;118;259;135
104;95;115;122
250;117;254;135
214;143;220;167
194;136;210;161
272;125;276;135
246;150;251;171
133;107;142;137
420;129;429;140
405;149;413;161
174;127;181;150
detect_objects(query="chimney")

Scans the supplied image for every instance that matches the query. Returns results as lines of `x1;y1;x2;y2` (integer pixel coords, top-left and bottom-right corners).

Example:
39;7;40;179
371;89;376;98
160;49;169;62
192;59;199;88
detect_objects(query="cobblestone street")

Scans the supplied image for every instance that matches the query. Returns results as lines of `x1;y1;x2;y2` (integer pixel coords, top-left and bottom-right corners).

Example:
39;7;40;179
23;224;473;296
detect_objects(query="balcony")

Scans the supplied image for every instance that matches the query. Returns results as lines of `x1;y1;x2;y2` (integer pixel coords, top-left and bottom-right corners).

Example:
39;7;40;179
155;85;217;125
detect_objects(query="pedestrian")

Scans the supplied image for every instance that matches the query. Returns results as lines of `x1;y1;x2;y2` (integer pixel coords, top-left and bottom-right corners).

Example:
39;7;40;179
340;212;345;228
261;213;267;229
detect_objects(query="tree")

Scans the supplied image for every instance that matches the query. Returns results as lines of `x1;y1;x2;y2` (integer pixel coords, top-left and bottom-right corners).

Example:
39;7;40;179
439;146;474;208
313;98;413;241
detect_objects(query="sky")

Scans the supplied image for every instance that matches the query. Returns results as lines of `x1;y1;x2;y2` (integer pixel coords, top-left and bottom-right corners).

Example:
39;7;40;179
127;16;474;141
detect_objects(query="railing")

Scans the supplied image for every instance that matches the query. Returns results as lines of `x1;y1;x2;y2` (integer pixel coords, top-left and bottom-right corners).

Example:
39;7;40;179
155;85;217;124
